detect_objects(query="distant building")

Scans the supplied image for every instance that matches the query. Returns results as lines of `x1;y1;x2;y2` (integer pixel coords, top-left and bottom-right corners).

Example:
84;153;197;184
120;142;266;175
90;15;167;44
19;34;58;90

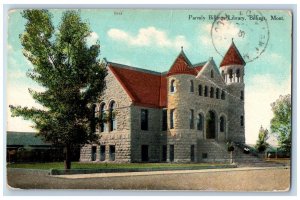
80;41;246;163
7;131;79;162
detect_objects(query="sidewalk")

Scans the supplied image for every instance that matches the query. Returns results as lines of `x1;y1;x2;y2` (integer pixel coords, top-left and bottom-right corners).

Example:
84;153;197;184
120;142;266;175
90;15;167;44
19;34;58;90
52;166;289;179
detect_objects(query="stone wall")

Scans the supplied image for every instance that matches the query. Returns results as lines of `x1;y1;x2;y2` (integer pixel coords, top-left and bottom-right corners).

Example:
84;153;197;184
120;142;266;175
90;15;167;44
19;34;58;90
80;67;132;162
130;105;164;162
165;59;232;163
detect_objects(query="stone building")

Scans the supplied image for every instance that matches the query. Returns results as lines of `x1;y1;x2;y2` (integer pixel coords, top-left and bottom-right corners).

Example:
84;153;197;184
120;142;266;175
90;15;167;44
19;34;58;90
80;41;246;163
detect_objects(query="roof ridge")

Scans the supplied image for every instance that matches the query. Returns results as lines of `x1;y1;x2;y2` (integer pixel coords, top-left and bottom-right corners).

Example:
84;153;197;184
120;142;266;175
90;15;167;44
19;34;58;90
192;61;207;67
108;61;162;75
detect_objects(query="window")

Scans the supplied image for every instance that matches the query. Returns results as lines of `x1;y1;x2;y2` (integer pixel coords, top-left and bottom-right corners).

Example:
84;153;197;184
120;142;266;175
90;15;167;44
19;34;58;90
190;109;194;129
202;153;208;159
91;104;97;133
109;101;116;131
162;109;167;131
216;88;220;99
91;146;96;161
222;70;225;80
170;109;175;129
197;114;203;131
236;69;240;82
169;145;174;162
162;145;167;162
191;145;195;162
220;116;225;132
141;145;149;162
100;103;106;132
141;109;148;130
240;115;244;126
210;87;214;98
229;69;233;82
109;145;115;161
241;90;244;100
211;70;214;78
198;85;203;96
170;80;176;93
190;80;194;92
221;90;226;100
204;86;208;97
100;145;105;161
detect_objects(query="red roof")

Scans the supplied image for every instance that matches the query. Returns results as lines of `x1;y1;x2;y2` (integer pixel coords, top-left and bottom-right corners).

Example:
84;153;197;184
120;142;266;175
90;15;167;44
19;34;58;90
107;52;205;108
220;41;246;67
109;64;167;108
167;51;203;76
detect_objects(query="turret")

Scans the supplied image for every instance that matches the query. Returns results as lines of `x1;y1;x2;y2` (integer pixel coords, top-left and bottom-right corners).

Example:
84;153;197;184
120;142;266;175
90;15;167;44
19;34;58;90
220;39;246;84
220;40;246;143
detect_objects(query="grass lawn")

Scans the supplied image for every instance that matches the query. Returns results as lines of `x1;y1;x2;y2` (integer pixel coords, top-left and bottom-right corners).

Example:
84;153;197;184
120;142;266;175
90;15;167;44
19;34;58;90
7;162;229;170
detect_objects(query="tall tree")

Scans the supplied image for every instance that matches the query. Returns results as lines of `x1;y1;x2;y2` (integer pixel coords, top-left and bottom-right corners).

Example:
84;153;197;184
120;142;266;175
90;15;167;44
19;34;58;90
255;126;269;152
10;10;107;169
270;94;291;154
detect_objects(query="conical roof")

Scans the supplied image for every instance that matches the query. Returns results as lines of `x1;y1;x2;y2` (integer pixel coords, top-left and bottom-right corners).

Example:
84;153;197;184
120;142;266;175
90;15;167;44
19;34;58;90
167;48;197;76
220;41;246;67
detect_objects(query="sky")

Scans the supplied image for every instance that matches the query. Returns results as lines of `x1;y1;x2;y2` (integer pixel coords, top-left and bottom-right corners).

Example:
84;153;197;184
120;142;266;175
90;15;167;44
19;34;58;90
6;9;292;144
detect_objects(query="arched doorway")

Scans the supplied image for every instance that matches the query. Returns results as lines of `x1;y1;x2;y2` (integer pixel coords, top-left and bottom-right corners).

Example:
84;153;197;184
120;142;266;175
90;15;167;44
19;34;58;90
206;110;216;139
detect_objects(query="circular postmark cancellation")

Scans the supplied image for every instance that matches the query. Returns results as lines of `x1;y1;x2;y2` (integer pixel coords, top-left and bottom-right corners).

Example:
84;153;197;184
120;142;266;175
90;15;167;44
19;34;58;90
211;10;270;63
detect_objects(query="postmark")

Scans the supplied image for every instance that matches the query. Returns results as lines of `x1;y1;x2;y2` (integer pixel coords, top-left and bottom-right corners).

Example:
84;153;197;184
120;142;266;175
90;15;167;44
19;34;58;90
211;10;270;63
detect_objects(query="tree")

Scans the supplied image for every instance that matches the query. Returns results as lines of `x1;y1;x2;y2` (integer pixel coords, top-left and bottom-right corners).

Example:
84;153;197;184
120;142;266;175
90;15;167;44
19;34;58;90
10;10;107;169
270;94;291;154
255;126;269;152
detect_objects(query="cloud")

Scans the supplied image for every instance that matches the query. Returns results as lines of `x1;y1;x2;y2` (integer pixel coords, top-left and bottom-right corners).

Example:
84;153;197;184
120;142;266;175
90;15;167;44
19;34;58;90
107;26;189;49
6;83;45;132
86;31;99;46
245;74;291;144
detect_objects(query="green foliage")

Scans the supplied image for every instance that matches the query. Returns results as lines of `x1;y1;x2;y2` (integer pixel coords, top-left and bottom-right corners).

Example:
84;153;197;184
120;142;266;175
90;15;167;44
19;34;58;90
270;94;291;153
255;126;269;152
7;162;228;170
10;10;107;167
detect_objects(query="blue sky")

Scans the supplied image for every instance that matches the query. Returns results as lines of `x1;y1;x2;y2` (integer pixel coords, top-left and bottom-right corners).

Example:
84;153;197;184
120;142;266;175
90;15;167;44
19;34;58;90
6;9;291;144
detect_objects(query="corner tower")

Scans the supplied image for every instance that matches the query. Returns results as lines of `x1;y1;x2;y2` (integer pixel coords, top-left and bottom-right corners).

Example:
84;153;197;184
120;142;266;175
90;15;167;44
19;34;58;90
220;40;246;143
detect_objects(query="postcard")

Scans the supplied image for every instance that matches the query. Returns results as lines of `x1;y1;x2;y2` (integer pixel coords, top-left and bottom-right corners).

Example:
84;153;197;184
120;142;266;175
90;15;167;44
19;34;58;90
6;8;292;191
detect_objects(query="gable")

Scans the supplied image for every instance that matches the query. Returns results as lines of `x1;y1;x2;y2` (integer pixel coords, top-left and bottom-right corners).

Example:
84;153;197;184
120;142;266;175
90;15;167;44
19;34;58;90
196;58;226;87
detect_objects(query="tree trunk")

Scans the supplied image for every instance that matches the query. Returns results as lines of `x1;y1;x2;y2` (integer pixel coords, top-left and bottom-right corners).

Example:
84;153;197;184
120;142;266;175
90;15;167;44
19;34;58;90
64;145;71;170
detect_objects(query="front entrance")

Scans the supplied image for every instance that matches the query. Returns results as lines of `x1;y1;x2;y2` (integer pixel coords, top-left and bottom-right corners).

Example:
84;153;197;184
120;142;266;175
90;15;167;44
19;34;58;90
141;145;149;162
206;110;216;139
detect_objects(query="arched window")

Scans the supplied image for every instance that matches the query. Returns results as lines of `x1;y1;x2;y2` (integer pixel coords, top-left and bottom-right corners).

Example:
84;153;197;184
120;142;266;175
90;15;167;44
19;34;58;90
170;109;175;129
204;86;208;97
170;80;176;93
211;70;214;78
222;70;225;80
197;114;203;131
210;87;214;98
100;103;106;132
198;84;203;96
229;69;233;82
216;88;220;99
221;90;226;100
109;101;116;131
220;116;225;132
190;80;194;92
